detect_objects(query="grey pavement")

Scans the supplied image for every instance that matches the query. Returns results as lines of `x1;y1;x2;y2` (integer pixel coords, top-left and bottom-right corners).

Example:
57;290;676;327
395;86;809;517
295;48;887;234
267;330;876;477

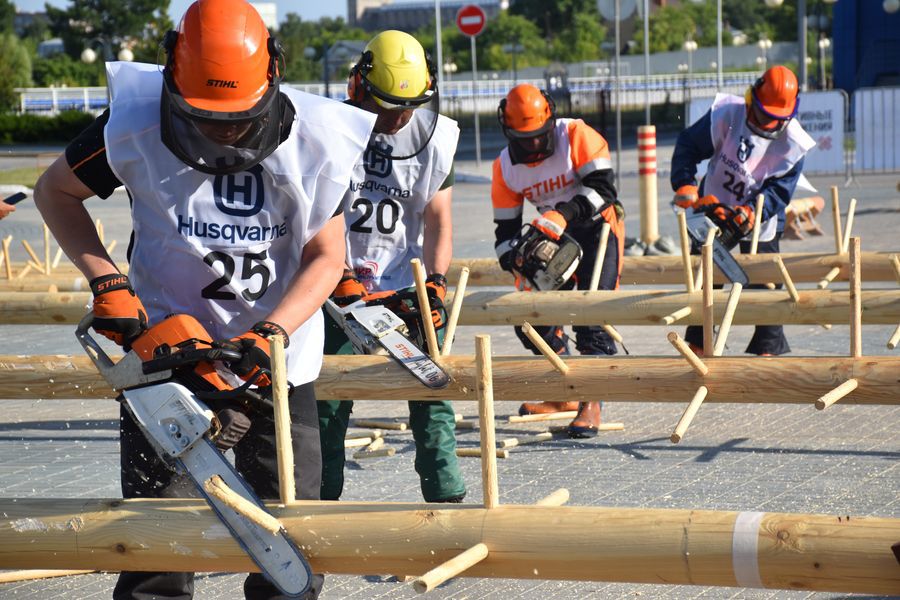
0;149;898;599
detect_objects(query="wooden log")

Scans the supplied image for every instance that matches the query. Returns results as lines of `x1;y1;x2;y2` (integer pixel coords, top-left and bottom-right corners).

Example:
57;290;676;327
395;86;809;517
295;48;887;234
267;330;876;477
589;222;611;292
774;256;800;303
831;186;843;255
411;258;440;359
203;475;282;534
507;411;578;423
4;354;900;405
0;569;95;584
849;238;862;358
713;283;742;357
0;499;897;595
476;335;499;509
815;379;859;410
670;386;709;444
676;211;695;292
442;266;469;356
521;321;569;375
534;488;570;506
269;336;295;505
413;542;489;593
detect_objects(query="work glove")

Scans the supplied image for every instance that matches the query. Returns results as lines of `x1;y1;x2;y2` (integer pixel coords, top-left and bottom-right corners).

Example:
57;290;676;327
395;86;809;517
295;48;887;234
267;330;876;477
224;320;289;388
673;184;699;209
423;273;448;330
712;203;755;234
331;268;368;307
532;210;567;241
90;273;148;350
695;194;721;209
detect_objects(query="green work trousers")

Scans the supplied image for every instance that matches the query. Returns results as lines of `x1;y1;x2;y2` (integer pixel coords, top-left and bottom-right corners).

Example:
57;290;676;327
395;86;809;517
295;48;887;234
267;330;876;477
317;309;466;503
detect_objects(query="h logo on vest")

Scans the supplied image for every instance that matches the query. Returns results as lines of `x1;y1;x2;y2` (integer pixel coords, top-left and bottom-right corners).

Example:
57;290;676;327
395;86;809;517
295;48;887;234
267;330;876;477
214;165;265;217
363;142;393;178
737;136;755;163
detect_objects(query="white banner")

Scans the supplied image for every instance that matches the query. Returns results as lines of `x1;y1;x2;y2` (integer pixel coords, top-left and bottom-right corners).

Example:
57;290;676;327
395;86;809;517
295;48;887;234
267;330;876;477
854;86;900;172
689;91;845;174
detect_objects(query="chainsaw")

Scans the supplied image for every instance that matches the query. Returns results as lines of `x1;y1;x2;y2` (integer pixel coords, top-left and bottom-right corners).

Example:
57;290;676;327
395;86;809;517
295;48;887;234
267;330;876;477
75;312;312;597
684;205;750;286
509;222;583;291
324;298;449;389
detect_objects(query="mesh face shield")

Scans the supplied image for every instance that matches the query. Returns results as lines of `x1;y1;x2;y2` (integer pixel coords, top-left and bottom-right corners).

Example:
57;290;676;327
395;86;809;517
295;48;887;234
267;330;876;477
746;88;798;140
505;122;557;165
160;71;286;175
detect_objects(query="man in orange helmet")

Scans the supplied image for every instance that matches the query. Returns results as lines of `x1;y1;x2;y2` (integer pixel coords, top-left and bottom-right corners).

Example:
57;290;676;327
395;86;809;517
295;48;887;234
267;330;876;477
32;0;375;597
492;83;625;438
671;65;815;357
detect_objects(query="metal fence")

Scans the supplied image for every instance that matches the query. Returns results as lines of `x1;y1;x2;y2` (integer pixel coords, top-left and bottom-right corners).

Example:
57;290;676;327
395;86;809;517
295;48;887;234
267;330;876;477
853;86;900;174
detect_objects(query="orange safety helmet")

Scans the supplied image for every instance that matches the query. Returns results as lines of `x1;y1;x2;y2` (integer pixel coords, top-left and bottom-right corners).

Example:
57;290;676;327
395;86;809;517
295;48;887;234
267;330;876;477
160;0;287;175
497;84;557;163
745;65;799;139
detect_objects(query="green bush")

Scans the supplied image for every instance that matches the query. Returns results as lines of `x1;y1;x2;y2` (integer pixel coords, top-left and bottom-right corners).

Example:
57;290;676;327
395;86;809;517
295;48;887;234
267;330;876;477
0;110;94;144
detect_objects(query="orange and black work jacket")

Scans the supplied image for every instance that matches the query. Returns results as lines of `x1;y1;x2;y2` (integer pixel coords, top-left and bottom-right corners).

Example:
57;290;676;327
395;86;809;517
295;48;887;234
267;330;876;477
491;117;623;272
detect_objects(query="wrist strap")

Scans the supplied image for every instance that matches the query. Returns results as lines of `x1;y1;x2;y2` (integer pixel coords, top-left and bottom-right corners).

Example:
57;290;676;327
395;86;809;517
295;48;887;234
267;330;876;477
90;273;132;296
250;320;290;348
426;273;447;288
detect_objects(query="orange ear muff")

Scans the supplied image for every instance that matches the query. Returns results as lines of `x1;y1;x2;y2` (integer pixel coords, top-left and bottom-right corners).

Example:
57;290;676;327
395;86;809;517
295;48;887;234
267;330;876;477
744;86;753;107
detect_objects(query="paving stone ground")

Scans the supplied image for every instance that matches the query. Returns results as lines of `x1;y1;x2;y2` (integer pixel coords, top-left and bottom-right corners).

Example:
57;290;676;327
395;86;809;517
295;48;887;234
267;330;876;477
0;155;897;599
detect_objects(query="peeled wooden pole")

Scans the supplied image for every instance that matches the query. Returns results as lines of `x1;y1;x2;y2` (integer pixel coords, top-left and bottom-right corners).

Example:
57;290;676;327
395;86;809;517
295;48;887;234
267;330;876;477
476;335;499;509
534;488;570;506
521;321;569;375
840;198;857;255
712;283;743;356
508;411;578;423
441;266;469;356
203;475;283;535
0;569;95;584
2;235;11;279
589;222;612;291
774;256;800;303
815;379;859;410
702;240;715;356
413;542;489;593
498;431;553;449
43;223;51;274
1;499;897;595
269;335;295;505
6;354;900;405
831;186;843;255
667;331;709;376
888;324;900;350
670;385;709;443
818;266;841;290
749;194;765;255
849;238;862;358
892;254;900;284
676;210;695;292
411;258;440;359
661;305;692;325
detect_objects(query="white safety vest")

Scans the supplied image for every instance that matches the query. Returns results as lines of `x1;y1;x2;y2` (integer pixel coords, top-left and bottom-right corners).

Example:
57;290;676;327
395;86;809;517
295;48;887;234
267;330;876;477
344;110;459;291
104;61;374;384
705;94;815;242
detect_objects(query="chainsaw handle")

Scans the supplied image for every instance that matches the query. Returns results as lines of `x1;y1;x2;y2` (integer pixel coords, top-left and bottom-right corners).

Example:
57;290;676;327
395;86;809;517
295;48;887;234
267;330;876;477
75;312;118;372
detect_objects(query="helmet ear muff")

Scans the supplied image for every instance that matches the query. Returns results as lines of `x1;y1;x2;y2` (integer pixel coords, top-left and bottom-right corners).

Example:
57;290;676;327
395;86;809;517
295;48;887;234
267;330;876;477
348;50;374;103
497;97;508;128
161;29;178;70
267;37;284;82
541;90;557;121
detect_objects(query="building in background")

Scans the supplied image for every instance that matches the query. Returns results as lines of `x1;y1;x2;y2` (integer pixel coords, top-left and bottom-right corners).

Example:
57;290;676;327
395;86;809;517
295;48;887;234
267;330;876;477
348;0;503;32
832;1;900;93
250;2;279;31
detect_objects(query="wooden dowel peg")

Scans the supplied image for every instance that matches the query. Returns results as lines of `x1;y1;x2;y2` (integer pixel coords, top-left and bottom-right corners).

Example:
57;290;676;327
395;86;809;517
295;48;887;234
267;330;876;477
774;256;800;303
475;335;499;509
16;263;33;279
352;446;396;460
661;306;692;325
749;194;765;255
830;186;843;254
0;569;95;584
455;419;478;429
441;266;469;356
498;431;553;449
815;379;858;410
20;241;46;274
713;282;743;356
677;210;695;292
411;258;441;358
106;239;117;255
535;488;570;506
507;411;578;424
886;324;900;350
694;227;718;293
670;385;709;443
521;321;569;375
43;224;51;273
456;447;509;459
51;247;64;269
701;240;714;356
344;436;374;449
412;543;489;594
849;237;862;358
817;266;841;290
601;323;623;344
269;335;295;505
667;331;708;376
841;198;857;254
95;218;104;244
2;235;10;279
891;254;900;285
203;475;282;534
589;222;611;292
346;429;383;440
352;419;408;431
362;437;385;452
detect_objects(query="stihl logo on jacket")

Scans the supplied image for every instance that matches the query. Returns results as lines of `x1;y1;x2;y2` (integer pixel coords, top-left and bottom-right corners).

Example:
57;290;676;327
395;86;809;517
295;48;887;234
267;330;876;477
521;172;576;201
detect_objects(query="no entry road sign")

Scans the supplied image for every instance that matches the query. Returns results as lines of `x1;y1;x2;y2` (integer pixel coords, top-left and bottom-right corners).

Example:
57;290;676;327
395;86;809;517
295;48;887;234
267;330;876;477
456;4;486;37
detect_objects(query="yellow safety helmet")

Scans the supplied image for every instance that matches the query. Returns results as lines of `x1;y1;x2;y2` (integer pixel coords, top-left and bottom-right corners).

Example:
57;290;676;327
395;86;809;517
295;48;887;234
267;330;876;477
349;30;435;109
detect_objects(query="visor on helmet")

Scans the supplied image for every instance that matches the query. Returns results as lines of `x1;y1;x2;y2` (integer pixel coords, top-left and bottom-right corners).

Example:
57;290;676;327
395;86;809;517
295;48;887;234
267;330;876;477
160;70;285;175
362;72;435;111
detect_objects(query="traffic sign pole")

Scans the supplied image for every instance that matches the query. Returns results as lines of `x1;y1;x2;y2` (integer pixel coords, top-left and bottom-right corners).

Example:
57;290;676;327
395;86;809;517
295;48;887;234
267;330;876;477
471;36;481;167
456;4;487;168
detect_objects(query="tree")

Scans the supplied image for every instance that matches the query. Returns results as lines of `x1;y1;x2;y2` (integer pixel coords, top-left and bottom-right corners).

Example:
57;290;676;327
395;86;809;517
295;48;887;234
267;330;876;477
277;14;368;84
32;53;104;87
549;12;606;63
0;0;14;35
511;0;599;41
0;34;33;112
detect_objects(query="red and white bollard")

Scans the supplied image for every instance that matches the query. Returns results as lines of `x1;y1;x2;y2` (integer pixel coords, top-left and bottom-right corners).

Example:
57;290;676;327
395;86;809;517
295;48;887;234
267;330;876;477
637;125;659;245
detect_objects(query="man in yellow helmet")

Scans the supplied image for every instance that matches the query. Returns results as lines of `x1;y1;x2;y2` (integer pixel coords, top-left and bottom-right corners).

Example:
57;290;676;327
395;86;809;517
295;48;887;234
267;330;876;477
318;31;466;504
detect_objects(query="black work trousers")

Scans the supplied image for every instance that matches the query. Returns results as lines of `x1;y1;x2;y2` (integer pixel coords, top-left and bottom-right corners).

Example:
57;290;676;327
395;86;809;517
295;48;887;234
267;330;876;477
684;234;791;356
113;382;324;600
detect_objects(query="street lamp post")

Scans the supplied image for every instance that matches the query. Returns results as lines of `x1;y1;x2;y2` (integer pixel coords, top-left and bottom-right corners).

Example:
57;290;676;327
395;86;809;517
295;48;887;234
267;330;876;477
817;36;831;89
682;39;697;121
757;37;772;70
502;43;523;83
81;37;133;64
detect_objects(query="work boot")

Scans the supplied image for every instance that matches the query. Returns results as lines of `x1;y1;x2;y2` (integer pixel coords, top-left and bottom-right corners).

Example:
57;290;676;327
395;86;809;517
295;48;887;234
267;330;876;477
518;401;580;416
567;401;601;439
688;342;704;357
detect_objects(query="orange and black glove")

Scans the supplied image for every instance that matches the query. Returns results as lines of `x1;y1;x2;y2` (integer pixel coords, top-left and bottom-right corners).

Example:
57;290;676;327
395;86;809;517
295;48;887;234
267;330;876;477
695;194;721;209
673;184;699;209
424;273;448;330
712;203;755;234
224;320;289;388
90;273;148;350
532;210;567;241
331;268;368;307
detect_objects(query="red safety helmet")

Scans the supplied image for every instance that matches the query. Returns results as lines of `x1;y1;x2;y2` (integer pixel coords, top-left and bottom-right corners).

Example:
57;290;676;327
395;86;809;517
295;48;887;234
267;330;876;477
160;0;286;175
497;84;557;163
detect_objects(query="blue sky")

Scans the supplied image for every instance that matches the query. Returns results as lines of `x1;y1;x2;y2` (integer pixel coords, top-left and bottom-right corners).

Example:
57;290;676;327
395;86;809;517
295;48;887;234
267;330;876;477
13;0;347;23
